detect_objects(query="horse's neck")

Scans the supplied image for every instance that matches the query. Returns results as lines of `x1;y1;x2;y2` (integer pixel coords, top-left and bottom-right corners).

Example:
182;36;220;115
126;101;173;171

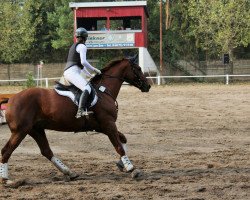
102;76;123;100
102;65;126;99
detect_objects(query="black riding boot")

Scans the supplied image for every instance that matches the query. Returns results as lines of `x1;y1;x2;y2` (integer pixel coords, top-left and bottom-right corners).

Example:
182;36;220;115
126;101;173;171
75;90;90;118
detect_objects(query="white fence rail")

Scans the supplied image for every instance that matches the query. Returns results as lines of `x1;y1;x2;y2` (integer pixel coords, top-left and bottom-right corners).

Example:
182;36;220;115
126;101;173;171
147;74;250;85
0;74;250;88
0;77;60;88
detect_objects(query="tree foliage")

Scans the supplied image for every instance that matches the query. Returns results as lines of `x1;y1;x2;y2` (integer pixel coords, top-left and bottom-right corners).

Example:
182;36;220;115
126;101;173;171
48;0;74;50
188;0;250;58
0;1;35;63
0;0;249;66
23;0;57;63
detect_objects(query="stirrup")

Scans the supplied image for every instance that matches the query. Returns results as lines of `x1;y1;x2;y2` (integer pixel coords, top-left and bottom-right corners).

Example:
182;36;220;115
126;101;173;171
75;109;83;118
75;109;93;118
83;109;89;116
82;109;94;116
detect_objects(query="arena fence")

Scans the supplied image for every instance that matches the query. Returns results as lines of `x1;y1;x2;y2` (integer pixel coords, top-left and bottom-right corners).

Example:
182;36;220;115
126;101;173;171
0;74;250;88
149;74;250;85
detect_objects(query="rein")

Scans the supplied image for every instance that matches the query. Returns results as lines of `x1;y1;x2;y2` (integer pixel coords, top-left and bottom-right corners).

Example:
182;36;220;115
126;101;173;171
101;73;125;82
97;85;119;111
90;60;144;111
91;74;120;111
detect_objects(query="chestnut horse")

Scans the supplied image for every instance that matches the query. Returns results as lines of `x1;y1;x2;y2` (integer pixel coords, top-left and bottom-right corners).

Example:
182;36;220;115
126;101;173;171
0;57;150;185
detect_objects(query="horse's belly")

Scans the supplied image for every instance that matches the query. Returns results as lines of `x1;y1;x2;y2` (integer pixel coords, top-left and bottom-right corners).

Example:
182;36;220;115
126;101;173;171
44;115;99;133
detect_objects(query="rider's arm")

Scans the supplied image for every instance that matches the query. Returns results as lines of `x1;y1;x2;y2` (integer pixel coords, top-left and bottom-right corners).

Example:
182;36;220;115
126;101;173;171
76;44;97;72
81;67;93;77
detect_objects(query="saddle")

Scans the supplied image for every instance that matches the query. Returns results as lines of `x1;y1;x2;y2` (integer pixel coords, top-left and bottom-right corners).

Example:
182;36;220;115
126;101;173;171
54;81;98;109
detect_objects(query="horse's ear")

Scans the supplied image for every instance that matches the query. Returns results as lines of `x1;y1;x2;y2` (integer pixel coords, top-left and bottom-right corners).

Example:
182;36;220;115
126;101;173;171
129;54;138;64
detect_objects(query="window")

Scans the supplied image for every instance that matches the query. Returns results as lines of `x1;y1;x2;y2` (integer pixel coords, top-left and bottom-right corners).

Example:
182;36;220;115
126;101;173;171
77;17;107;31
110;17;141;30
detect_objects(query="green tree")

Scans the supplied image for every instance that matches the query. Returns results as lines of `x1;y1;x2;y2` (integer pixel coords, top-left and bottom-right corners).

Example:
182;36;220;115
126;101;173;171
23;72;36;88
49;1;73;50
188;0;250;59
48;0;84;50
0;1;34;63
23;0;56;63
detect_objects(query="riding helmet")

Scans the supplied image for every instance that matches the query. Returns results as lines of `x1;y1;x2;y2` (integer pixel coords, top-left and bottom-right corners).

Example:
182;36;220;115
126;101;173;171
75;27;88;38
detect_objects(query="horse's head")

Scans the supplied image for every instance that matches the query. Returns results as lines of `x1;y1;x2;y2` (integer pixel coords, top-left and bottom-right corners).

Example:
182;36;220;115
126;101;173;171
92;56;151;92
123;56;151;92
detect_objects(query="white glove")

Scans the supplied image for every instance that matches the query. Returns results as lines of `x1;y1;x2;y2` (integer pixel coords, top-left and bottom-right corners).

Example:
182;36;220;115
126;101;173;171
94;68;101;75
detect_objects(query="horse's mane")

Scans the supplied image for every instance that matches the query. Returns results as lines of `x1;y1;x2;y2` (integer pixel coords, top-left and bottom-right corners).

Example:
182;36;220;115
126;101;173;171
102;58;125;72
91;58;126;83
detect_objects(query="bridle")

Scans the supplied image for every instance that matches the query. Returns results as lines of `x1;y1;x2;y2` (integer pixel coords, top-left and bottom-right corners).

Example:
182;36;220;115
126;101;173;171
125;61;145;89
100;60;145;89
91;59;146;110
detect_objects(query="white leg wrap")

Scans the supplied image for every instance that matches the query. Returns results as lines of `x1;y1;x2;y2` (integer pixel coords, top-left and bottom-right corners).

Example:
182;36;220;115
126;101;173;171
121;155;134;172
51;157;71;175
0;163;8;179
122;143;128;154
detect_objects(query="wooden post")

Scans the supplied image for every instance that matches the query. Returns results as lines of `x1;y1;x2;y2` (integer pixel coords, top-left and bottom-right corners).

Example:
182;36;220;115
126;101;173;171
166;0;170;30
7;64;10;85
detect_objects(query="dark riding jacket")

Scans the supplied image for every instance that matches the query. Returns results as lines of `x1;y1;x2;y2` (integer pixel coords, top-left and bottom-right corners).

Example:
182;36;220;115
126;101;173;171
64;43;84;71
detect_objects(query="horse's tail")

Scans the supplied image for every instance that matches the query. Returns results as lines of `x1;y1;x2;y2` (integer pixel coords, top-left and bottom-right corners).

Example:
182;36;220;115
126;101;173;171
0;98;9;124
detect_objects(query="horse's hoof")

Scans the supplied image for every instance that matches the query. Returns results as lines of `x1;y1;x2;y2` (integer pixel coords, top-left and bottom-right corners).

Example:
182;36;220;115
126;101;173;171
116;160;124;172
1;178;13;184
131;169;143;179
1;179;26;188
68;172;79;180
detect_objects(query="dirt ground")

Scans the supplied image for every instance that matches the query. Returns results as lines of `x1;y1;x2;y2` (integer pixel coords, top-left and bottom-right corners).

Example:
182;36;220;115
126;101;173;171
0;84;249;200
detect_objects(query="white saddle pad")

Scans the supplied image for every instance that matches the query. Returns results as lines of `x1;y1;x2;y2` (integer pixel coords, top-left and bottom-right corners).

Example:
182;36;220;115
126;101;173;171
54;89;98;107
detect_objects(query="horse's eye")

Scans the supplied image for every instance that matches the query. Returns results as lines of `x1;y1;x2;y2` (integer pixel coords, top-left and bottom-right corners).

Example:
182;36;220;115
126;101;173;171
136;67;141;72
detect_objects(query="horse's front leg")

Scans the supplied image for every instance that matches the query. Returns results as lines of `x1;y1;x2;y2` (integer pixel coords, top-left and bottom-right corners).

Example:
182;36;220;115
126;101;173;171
102;122;134;172
116;131;128;171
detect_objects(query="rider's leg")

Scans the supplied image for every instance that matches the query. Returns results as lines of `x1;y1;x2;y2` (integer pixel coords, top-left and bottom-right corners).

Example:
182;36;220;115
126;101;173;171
76;89;91;118
64;66;89;91
64;66;91;117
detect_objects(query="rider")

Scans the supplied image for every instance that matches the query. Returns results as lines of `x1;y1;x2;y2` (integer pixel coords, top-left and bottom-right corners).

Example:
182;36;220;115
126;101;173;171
64;27;101;118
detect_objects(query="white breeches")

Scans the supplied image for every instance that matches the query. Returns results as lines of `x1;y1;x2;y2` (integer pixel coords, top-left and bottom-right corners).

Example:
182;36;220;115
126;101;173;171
64;65;91;94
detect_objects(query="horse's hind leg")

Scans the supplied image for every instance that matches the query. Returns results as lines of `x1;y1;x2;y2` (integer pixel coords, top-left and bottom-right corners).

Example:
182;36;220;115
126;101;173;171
1;131;27;183
29;128;78;180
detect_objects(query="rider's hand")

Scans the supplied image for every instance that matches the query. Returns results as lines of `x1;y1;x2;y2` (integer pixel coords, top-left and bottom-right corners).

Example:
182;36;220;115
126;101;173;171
94;68;101;75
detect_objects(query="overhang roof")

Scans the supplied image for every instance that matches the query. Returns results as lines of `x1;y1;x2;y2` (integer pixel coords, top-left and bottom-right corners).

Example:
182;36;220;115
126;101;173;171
69;1;149;17
69;1;147;8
